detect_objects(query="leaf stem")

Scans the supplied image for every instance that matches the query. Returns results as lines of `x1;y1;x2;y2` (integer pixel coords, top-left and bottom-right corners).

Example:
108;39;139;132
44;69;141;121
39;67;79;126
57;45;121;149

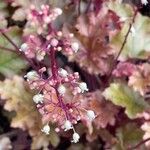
0;31;39;72
107;10;138;84
0;46;16;52
128;137;150;150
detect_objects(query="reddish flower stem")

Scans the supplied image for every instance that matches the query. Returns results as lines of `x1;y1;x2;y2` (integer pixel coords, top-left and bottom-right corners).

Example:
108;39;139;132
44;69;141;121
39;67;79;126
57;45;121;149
50;48;69;120
86;0;92;13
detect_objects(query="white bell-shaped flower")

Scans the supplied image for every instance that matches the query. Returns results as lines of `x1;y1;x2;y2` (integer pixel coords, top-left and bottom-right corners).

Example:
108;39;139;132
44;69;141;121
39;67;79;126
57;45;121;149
20;43;28;52
141;0;148;5
33;94;44;104
64;120;72;131
25;71;39;80
87;110;96;121
72;132;80;143
54;8;63;15
58;85;66;95
41;124;50;135
79;82;88;93
58;68;68;78
71;42;79;53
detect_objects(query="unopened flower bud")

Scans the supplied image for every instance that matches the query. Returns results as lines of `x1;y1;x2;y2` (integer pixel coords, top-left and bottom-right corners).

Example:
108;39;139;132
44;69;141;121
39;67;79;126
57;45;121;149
44;16;51;24
72;132;80;143
57;46;62;51
87;110;96;121
64;120;72;131
58;68;68;77
41;124;50;134
33;94;44;103
69;33;74;38
51;38;59;47
58;85;66;95
57;31;62;37
79;82;88;93
36;51;46;61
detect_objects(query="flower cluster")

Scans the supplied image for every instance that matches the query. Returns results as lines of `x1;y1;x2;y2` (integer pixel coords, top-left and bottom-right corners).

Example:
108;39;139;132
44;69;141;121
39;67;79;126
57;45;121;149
24;64;95;143
24;64;95;142
20;6;95;143
27;4;62;34
20;35;46;61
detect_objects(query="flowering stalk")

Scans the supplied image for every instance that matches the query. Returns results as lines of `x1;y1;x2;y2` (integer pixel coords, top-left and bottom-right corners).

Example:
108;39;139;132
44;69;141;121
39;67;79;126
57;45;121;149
49;47;69;119
0;4;96;143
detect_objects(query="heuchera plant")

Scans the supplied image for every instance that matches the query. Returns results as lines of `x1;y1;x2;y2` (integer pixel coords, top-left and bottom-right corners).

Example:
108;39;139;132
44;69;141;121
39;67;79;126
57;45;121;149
1;0;150;149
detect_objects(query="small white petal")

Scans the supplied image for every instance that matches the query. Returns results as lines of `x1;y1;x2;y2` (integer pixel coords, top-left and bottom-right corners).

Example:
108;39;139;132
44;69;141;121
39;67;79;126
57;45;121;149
54;8;62;15
87;110;96;121
79;82;88;93
71;42;79;52
57;46;62;51
72;132;80;143
141;0;148;5
20;43;28;52
41;124;50;135
33;94;44;104
58;68;68;77
25;71;39;80
58;85;66;95
64;120;72;131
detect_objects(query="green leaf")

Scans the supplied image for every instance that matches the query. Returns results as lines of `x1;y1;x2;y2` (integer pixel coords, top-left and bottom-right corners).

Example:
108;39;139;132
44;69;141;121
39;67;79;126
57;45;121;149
108;1;134;19
0;26;22;48
0;0;8;29
0;51;27;77
109;2;150;60
0;27;28;77
112;123;145;150
103;83;149;118
0;0;8;14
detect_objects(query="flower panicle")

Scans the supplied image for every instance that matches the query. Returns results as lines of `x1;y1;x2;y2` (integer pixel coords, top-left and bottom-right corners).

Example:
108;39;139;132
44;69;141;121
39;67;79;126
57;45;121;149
20;4;96;143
